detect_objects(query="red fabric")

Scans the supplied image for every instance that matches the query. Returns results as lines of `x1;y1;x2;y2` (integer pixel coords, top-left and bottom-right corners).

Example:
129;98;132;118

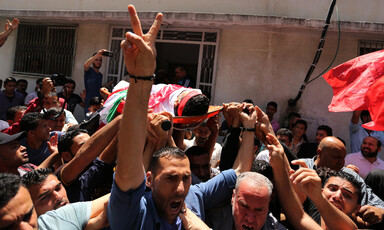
323;49;384;112
115;84;185;114
362;77;384;131
1;122;20;135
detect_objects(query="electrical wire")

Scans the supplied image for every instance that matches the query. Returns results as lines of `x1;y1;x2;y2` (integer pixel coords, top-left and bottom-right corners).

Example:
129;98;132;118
307;5;341;85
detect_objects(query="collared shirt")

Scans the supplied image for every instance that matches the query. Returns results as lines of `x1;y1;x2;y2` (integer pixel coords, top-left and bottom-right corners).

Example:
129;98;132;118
301;157;384;208
270;120;280;134
345;151;384;178
108;169;237;230
349;122;384;153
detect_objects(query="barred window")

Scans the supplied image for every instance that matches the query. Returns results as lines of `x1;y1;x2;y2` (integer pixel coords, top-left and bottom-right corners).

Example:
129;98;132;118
13;24;77;77
358;40;384;56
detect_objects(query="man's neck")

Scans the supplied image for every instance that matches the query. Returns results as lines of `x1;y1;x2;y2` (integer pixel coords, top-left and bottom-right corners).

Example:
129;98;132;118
92;66;100;73
363;154;377;164
27;136;43;149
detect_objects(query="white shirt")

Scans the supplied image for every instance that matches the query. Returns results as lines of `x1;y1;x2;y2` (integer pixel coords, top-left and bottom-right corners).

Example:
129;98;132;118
184;137;222;168
345;151;384;178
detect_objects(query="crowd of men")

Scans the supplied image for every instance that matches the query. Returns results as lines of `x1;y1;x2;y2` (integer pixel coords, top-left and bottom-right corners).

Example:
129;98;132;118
1;5;384;230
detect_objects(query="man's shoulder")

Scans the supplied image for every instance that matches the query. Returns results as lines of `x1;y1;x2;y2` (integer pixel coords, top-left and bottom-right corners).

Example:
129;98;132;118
38;201;92;230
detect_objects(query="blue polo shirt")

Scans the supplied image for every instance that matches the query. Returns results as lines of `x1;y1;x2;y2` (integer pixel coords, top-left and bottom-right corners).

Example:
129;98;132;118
107;169;237;230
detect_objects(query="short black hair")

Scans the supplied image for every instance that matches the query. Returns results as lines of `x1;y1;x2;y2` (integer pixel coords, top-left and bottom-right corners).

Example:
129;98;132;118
360;110;370;122
21;168;53;189
175;65;186;72
243;99;254;104
185;146;208;157
89;97;102;106
65;79;76;86
58;129;88;154
288;112;301;120
182;94;209;116
317;125;333;136
149;146;187;175
0;173;22;208
317;167;362;203
4;77;17;86
6;105;27;121
17;79;28;85
276;128;293;142
294;119;307;131
251;160;274;182
20;112;46;132
267;101;277;110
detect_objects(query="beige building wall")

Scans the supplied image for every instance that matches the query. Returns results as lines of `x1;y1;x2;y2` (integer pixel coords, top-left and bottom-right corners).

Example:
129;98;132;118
2;0;384;23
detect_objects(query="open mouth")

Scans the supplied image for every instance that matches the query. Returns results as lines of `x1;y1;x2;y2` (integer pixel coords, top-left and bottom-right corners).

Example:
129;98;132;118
242;224;254;230
170;201;182;212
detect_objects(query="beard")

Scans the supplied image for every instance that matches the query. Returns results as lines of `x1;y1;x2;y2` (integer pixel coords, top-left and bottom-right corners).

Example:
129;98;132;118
362;148;378;158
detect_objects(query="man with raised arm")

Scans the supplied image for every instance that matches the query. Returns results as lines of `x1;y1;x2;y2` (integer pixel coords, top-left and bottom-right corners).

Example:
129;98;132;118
107;6;254;229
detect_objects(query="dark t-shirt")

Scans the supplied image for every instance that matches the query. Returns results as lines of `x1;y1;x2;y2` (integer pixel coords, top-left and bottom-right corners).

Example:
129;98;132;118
0;91;25;120
57;92;83;113
56;157;114;203
84;67;102;106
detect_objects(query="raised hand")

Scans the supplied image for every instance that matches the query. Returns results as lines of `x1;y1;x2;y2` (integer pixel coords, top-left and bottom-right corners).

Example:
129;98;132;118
121;5;163;77
289;160;323;201
6;18;19;31
222;102;241;128
47;133;59;154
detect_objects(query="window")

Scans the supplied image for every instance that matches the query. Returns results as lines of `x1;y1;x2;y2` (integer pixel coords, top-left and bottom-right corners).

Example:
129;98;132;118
358;40;384;56
106;27;219;101
13;24;77;77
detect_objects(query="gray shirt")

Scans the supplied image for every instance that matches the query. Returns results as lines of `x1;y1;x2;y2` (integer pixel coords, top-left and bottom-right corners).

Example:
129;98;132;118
38;201;91;230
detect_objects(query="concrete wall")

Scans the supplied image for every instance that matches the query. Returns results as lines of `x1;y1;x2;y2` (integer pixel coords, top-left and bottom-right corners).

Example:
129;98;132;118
215;26;383;154
1;0;384;23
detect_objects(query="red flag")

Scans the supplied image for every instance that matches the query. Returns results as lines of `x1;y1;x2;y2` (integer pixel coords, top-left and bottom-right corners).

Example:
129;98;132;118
323;49;384;112
362;77;384;131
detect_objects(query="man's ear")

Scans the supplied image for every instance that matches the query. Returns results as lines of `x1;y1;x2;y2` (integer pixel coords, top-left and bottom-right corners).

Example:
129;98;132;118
27;130;35;137
231;189;235;205
146;171;153;188
61;151;73;163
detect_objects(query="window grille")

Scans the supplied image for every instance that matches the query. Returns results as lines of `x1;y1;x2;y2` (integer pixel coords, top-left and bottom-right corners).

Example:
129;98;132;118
13;24;77;77
358;40;384;56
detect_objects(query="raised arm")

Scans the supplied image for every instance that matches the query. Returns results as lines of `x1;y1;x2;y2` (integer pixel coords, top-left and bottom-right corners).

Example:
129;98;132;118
61;115;121;184
268;134;323;230
84;49;106;71
114;5;163;192
290;161;358;230
0;18;19;47
351;110;362;125
219;103;242;171
233;104;257;175
143;112;172;171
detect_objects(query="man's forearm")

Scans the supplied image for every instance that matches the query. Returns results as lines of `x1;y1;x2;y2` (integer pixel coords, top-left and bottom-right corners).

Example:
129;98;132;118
310;194;357;230
233;131;254;175
62;115;121;184
271;155;321;230
115;79;152;191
